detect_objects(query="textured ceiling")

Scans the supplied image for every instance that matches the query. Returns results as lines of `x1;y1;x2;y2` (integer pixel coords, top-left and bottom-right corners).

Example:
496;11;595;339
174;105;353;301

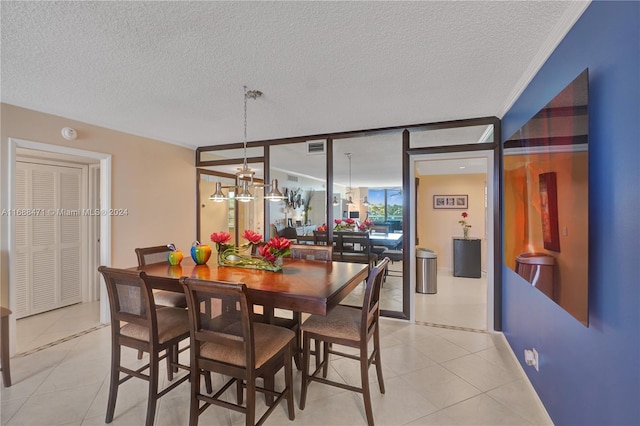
1;1;589;154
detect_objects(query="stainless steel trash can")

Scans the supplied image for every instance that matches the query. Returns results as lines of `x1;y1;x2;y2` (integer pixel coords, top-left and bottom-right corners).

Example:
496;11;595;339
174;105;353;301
416;248;437;294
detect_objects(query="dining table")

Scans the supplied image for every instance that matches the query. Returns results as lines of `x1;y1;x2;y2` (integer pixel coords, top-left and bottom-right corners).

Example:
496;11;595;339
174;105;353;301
133;256;368;406
134;257;369;316
369;231;403;249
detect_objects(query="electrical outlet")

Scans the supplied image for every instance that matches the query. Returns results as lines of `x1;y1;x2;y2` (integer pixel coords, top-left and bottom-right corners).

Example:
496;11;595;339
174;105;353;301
524;348;539;371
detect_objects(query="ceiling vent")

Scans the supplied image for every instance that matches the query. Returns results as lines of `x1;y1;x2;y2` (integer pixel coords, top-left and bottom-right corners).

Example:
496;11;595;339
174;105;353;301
307;140;325;155
287;175;299;182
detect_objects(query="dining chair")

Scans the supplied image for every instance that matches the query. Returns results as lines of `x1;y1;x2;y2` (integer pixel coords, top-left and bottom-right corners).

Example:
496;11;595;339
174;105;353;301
135;245;188;308
179;277;296;426
98;267;192;426
0;307;11;387
299;257;390;426
135;244;189;361
290;244;333;261
289;244;334;368
334;231;378;273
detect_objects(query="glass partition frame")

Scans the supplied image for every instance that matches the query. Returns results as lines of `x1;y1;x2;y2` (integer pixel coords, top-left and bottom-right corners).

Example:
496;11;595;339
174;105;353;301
196;116;502;324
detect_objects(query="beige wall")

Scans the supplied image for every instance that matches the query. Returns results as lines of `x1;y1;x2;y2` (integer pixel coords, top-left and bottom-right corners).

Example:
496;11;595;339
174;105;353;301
1;103;196;306
416;173;486;272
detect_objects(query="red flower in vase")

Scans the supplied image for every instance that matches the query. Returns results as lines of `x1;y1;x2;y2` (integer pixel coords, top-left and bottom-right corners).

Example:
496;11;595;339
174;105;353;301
258;244;277;264
210;231;232;250
242;229;263;245
345;218;355;225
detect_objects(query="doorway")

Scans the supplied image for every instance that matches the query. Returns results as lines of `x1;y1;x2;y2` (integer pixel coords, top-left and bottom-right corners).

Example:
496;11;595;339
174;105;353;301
6;138;112;355
410;151;495;331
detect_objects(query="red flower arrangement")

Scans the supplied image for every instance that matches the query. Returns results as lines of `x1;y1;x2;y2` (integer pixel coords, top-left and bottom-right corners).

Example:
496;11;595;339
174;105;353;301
358;220;375;231
334;218;356;230
258;236;292;264
210;230;291;269
210;231;232;250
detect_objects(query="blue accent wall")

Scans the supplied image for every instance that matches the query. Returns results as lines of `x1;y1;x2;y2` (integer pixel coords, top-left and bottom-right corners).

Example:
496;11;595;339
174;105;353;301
501;2;639;425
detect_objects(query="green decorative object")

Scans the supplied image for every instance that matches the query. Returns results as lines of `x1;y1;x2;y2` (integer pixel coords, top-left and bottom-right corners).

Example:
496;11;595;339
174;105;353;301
217;247;283;272
210;230;291;273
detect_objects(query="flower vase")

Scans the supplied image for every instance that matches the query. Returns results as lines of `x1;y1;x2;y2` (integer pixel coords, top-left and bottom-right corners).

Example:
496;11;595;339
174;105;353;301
217;246;283;272
463;227;469;239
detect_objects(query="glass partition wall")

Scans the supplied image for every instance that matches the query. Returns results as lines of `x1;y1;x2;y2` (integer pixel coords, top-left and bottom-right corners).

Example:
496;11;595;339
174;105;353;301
332;134;404;312
268;142;327;239
196;144;266;247
196;116;501;323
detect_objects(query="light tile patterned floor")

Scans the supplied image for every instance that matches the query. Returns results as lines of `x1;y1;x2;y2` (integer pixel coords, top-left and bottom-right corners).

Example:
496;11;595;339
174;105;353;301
4;313;552;425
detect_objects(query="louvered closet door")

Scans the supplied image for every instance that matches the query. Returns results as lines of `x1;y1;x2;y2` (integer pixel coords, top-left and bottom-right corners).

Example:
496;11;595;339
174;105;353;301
14;162;84;318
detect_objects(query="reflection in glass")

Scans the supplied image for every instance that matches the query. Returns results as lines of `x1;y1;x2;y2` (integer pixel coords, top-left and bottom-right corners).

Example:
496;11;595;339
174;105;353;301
504;69;589;326
333;134;404;313
198;165;265;247
269;142;327;239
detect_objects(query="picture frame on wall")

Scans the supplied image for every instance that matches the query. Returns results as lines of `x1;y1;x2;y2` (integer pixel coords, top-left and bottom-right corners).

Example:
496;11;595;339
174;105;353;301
539;172;561;252
433;194;468;209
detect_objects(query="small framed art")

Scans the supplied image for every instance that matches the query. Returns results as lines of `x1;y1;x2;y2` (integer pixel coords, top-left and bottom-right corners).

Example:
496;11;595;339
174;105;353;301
433;194;468;209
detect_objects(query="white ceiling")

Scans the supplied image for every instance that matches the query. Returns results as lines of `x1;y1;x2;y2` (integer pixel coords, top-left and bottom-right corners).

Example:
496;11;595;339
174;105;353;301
1;1;589;147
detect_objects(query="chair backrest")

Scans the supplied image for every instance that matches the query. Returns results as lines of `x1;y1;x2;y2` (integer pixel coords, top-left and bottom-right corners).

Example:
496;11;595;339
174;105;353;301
98;266;158;335
371;225;389;234
179;277;254;370
290;244;333;262
313;230;329;245
278;227;298;240
334;231;373;264
135;244;174;266
360;257;390;338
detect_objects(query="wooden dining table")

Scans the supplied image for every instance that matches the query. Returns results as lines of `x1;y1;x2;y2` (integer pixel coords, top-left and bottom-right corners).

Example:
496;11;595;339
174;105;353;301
134;257;369;316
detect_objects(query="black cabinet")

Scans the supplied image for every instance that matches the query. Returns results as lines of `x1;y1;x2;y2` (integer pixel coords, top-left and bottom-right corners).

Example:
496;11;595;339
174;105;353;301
453;238;481;278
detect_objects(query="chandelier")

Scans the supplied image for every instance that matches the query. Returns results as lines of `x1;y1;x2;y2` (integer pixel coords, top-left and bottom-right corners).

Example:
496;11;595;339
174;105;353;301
345;152;355;207
209;87;286;203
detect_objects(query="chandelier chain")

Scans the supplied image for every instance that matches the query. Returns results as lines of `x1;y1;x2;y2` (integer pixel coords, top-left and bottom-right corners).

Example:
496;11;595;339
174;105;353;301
242;86;262;167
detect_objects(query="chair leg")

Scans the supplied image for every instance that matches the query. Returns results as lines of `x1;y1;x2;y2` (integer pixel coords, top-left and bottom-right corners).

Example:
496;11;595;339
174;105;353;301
299;333;311;410
1;314;11;387
204;371;213;394
263;373;275;406
146;351;159;426
360;346;374;426
166;346;174;381
314;339;320;370
284;343;295;421
105;343;121;423
172;343;179;373
322;341;330;378
246;378;256;426
374;324;385;394
236;378;243;405
293;312;302;370
189;364;200;426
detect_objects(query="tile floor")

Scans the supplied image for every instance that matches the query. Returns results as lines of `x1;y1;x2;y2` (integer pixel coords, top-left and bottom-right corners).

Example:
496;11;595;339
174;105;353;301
4;308;551;425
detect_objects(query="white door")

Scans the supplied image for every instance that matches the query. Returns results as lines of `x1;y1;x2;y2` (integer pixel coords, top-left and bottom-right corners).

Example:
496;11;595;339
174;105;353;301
14;162;85;318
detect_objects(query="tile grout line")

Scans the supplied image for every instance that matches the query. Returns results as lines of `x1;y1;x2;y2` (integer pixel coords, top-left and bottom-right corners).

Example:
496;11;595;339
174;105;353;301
413;320;489;334
14;324;109;358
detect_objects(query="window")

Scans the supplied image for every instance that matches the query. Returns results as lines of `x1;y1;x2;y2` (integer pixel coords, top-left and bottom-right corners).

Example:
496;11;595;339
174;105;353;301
367;188;403;228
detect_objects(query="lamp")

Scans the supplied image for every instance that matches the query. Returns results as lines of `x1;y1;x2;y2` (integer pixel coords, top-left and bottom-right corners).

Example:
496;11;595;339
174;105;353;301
209;86;286;203
332;196;339;206
345;153;355;206
362;196;370;207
